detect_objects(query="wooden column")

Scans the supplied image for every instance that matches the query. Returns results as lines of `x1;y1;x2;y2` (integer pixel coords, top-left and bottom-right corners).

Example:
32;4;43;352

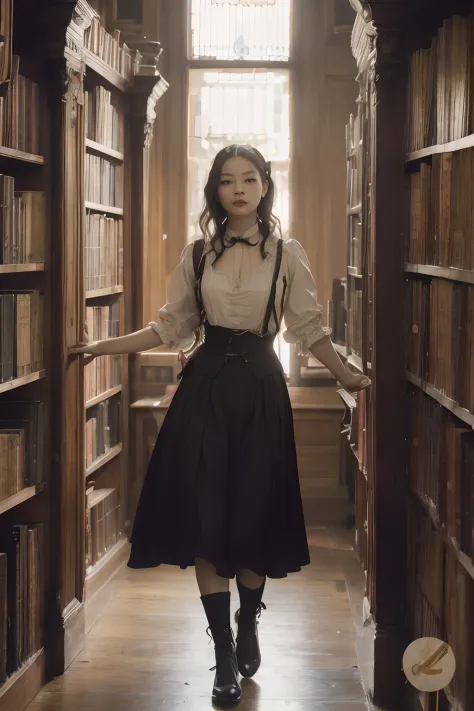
369;13;408;710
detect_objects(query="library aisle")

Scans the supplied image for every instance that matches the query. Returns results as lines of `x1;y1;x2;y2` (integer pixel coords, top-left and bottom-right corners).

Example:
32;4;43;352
26;527;372;711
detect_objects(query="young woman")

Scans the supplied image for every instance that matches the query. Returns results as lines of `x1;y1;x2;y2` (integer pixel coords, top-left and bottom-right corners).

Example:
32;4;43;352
71;145;370;705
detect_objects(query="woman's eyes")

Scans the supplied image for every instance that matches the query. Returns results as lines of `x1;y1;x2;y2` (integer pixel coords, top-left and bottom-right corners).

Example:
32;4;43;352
220;178;257;185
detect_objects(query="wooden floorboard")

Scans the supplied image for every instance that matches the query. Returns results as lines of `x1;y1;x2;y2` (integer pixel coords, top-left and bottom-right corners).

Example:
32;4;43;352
27;526;376;711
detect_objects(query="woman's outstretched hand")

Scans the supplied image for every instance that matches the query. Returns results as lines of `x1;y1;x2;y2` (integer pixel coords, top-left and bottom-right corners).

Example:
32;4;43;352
69;341;101;366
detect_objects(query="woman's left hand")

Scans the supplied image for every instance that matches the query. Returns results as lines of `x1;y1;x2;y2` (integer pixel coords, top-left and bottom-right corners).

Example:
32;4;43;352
340;371;371;392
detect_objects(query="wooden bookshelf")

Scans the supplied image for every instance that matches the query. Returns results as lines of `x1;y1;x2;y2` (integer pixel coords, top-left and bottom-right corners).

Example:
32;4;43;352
0;483;46;516
83;48;132;93
0;146;44;164
406;372;474;428
85;138;124;162
405;263;474;286
0;649;44;711
86;384;122;409
85;201;124;216
86;285;124;300
0;263;45;274
404;8;474;711
0;370;46;394
411;488;474;584
85;443;123;478
406;133;474;163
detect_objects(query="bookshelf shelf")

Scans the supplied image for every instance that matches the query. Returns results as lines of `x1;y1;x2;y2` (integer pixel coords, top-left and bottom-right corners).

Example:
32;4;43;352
348;266;362;278
406;132;474;163
0;370;46;395
348;203;362;216
85;201;124;216
0;263;45;274
405;263;474;286
86;384;122;409
83;48;132;93
85;285;124;300
85;535;129;601
0;648;44;711
406;372;474;428
86;442;123;477
0;482;46;516
0;146;44;164
412;488;474;583
85;138;124;162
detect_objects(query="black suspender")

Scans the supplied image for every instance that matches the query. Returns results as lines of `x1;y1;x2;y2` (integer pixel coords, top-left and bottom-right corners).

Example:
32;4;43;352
262;238;283;336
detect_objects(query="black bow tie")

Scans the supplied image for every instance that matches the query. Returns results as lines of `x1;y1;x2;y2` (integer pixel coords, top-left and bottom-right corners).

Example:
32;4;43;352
226;235;259;247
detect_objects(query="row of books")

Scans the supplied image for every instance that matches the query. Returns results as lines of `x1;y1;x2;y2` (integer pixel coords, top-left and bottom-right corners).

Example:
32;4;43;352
85;394;120;469
0;401;44;497
84;19;139;81
406;277;474;412
0;56;41;155
406;497;474;710
86;154;123;208
85;213;123;292
347;287;363;358
408;150;474;269
329;277;346;347
349;218;362;275
0;291;43;384
85;303;121;402
0;175;45;264
407;13;474;152
85;87;124;152
0;523;42;682
85;487;122;570
407;386;474;559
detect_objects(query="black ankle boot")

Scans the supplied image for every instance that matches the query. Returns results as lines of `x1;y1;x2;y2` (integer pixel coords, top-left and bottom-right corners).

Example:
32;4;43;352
201;592;241;705
235;579;266;678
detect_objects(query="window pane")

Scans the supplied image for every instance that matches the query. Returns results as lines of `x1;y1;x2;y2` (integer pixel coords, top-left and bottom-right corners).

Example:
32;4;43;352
188;67;291;373
190;0;291;61
188;68;290;242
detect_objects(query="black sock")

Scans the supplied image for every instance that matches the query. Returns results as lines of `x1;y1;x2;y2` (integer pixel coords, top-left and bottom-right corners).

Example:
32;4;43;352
237;578;266;627
201;591;231;646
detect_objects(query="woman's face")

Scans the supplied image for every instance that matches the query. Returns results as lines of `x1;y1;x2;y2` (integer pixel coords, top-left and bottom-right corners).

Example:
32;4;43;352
217;156;268;219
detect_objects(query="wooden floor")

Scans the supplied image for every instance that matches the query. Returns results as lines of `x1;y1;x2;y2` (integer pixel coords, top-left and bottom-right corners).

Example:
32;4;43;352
27;527;373;711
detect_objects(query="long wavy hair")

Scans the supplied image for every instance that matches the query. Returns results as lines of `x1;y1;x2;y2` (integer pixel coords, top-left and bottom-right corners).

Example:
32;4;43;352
198;144;281;263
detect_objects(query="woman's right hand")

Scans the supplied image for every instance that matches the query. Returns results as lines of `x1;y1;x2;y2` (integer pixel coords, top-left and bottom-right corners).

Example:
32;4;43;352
69;341;103;365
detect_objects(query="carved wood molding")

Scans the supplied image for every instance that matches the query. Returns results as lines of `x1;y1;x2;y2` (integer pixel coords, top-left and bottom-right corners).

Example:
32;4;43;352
144;75;170;148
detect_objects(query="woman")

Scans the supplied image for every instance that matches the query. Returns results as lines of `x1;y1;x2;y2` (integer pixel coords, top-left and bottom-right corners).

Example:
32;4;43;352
71;145;370;705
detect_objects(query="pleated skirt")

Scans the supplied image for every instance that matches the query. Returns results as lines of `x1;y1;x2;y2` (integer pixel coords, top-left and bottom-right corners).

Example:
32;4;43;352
127;339;310;579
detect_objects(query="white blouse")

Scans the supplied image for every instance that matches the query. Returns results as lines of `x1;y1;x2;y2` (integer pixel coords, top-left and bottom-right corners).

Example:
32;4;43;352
150;224;331;351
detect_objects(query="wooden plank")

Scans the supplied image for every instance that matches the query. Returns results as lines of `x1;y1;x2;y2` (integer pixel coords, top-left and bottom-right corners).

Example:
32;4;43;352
0;482;46;515
405;263;474;285
83;48;131;93
85;138;124;162
0;370;46;394
0;649;44;711
86;443;123;477
85;285;124;299
85;202;124;216
0;146;44;164
86;385;122;409
84;536;129;603
406;132;474;163
406;371;474;428
412;489;474;583
0;263;45;273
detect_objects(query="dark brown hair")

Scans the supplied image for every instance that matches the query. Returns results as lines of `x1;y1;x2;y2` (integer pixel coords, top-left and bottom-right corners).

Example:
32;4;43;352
198;144;281;263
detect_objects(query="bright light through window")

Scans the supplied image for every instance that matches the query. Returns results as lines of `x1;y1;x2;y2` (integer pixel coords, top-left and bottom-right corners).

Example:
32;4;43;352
190;0;291;61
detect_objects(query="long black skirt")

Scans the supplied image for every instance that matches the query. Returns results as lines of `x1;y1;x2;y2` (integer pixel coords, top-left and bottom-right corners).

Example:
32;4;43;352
127;342;310;579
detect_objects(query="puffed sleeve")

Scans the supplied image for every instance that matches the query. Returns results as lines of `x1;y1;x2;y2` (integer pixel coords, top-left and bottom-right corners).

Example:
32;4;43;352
148;242;201;349
282;239;332;351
